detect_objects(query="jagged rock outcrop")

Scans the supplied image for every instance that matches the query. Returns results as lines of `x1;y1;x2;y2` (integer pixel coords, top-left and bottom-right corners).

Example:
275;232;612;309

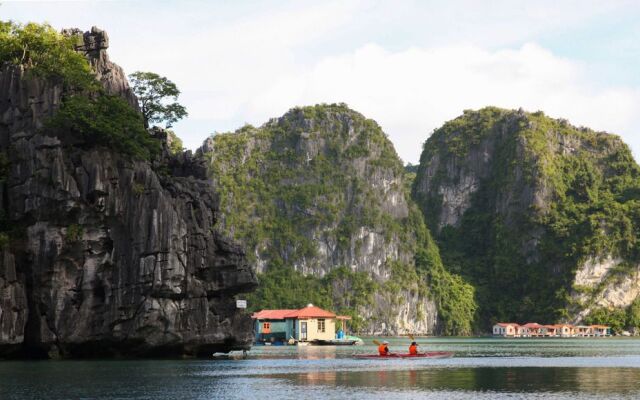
413;107;640;328
62;26;139;109
202;104;475;335
571;256;640;323
0;27;256;358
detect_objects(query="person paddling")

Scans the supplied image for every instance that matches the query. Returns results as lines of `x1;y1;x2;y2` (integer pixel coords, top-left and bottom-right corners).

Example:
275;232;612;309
408;341;419;355
378;340;390;356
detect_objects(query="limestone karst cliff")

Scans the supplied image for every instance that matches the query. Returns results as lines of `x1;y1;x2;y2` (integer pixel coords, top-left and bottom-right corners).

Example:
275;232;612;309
412;107;640;330
203;104;476;335
0;26;256;358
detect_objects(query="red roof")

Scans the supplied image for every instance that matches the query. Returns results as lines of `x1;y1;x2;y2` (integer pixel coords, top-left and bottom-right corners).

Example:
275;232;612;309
496;322;519;327
522;322;543;328
251;309;297;320
285;305;336;319
251;305;337;320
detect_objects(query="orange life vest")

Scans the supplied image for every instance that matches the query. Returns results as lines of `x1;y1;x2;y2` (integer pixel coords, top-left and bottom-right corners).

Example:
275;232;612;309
409;344;418;355
378;344;388;355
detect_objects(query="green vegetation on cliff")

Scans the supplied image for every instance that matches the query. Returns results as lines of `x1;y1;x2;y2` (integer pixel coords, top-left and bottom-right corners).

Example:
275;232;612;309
413;107;640;331
44;95;159;160
0;21;97;90
209;103;476;334
1;21;160;160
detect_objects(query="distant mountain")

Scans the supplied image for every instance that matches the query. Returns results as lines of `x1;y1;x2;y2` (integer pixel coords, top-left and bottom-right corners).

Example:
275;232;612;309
203;104;475;335
412;107;640;332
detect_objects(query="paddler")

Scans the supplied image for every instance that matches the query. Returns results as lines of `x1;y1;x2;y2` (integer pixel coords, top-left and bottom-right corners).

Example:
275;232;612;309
378;340;390;356
408;341;419;355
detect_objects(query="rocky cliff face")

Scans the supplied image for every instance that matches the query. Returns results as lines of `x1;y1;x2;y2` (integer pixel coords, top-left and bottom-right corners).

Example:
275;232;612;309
0;27;256;358
204;104;446;334
571;256;640;323
413;107;640;328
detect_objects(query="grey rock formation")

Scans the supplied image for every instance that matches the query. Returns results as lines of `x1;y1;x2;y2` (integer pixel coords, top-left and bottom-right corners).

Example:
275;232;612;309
206;105;440;335
0;28;256;358
62;26;138;109
412;107;640;325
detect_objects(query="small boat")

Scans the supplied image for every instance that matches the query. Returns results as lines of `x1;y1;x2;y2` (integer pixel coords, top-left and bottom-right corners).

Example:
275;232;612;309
355;351;453;359
313;339;359;346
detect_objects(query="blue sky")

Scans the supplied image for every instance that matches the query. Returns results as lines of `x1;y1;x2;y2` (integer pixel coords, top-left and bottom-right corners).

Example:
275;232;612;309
3;0;639;163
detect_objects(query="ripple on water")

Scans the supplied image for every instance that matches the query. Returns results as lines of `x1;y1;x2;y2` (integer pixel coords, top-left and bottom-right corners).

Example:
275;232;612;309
1;338;639;399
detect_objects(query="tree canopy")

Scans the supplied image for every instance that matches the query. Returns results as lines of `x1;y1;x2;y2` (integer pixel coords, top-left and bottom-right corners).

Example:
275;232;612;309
128;71;188;128
0;20;98;90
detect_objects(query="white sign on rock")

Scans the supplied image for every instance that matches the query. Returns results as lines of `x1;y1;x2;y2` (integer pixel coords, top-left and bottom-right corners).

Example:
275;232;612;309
236;299;247;309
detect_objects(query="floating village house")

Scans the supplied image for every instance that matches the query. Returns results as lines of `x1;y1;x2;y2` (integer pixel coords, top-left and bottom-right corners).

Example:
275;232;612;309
252;304;350;344
492;322;611;337
493;323;520;337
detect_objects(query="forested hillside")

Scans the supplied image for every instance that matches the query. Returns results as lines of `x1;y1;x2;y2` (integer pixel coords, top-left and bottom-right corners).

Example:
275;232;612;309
204;104;476;334
413;107;640;332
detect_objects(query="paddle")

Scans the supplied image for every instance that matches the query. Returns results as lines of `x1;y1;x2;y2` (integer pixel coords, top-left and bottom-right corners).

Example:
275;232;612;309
409;333;425;344
372;339;394;355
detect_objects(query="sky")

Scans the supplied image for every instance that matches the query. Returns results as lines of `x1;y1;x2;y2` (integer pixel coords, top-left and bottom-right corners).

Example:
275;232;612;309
2;0;640;163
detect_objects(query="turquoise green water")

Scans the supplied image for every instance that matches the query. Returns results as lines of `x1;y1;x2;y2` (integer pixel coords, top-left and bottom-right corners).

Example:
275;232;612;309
1;338;639;399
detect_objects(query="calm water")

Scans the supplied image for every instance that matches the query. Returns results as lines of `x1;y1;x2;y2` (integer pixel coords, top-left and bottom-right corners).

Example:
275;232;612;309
1;338;640;399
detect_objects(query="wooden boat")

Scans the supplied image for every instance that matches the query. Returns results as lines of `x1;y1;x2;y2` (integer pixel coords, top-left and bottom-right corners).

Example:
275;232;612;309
313;339;359;346
354;351;453;359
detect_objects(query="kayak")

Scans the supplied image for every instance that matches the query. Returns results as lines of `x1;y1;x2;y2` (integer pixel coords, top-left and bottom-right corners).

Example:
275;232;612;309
355;351;453;359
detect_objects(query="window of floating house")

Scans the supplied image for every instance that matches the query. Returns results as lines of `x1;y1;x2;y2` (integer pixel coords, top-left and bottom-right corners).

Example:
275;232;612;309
318;319;325;333
263;322;271;333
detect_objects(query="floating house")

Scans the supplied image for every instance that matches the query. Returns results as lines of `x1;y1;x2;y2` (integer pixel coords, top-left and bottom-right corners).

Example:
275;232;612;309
553;323;574;337
251;309;297;344
492;323;520;337
492;322;611;337
543;325;557;337
591;325;610;336
252;304;351;344
522;322;545;337
575;325;591;336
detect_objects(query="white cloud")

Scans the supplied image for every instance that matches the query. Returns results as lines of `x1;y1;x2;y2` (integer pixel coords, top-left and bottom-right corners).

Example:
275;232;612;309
3;0;639;162
240;42;640;163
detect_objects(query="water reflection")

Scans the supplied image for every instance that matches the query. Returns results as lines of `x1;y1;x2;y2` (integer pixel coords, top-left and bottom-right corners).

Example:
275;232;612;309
281;367;640;394
251;344;339;359
1;338;639;399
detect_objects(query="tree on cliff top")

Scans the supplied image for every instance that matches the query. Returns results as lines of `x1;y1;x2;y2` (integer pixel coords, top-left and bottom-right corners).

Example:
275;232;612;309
129;71;188;128
0;20;97;90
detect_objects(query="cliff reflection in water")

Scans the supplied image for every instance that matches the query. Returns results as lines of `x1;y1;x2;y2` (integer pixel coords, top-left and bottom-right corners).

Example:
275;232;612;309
282;367;640;394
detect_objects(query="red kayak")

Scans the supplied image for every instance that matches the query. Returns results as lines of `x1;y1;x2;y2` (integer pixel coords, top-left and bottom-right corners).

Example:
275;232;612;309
355;351;453;359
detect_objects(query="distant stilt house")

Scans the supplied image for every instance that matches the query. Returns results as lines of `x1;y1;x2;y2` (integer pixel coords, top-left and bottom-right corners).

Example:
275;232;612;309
591;325;610;336
492;323;520;337
554;324;574;337
543;325;557;337
522;322;545;337
492;322;611;337
575;325;591;336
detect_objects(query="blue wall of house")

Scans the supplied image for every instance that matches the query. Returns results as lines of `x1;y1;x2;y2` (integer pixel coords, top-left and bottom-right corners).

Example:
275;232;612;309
254;320;288;342
286;319;296;340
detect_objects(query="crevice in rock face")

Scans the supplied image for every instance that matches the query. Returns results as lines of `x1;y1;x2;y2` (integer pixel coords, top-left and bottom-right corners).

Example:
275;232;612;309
21;256;48;359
